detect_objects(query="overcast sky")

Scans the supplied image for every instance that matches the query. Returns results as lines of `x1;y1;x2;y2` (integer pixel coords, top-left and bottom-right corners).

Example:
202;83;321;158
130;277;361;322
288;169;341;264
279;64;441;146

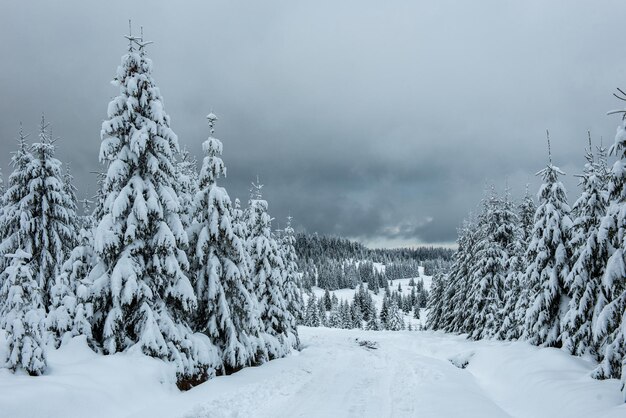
1;0;626;247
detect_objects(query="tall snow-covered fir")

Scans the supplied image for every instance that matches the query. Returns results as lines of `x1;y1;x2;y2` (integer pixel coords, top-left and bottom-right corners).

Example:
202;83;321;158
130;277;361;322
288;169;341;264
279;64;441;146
496;192;533;341
279;216;303;346
247;180;297;357
188;112;265;373
444;216;481;334
464;188;518;340
563;137;609;357
522;141;573;348
87;33;215;380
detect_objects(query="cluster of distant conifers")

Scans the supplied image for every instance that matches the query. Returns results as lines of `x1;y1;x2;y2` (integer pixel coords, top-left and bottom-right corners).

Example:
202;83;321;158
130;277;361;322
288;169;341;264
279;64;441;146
302;278;429;331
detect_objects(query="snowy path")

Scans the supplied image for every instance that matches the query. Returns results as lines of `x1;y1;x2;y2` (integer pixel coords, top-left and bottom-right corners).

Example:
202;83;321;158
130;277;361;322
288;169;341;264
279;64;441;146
134;327;625;418
1;327;624;418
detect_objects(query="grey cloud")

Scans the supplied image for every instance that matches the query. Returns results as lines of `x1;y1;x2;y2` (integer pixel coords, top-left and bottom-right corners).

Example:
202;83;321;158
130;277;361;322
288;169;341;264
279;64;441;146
1;0;625;246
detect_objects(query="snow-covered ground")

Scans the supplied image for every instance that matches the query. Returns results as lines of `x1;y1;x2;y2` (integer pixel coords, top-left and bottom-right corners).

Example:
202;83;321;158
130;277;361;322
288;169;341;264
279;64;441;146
1;327;624;418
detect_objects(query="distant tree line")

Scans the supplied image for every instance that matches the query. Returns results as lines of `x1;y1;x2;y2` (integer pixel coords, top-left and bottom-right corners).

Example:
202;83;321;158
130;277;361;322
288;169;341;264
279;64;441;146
295;233;452;291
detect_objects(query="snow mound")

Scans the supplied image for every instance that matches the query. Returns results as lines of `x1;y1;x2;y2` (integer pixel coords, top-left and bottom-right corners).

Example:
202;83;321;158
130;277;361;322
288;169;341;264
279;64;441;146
448;350;475;369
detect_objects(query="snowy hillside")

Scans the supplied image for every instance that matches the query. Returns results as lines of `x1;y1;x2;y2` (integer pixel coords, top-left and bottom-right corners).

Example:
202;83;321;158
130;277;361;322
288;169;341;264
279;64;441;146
308;265;430;330
1;327;624;418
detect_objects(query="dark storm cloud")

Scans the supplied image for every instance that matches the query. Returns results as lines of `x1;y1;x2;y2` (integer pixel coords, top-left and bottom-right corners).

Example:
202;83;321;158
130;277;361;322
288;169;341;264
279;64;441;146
1;0;625;246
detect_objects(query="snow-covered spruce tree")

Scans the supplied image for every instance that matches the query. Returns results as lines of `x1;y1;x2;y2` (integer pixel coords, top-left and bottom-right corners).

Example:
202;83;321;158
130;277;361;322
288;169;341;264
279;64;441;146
317;297;327;326
0;127;34;272
46;163;87;347
413;304;421;320
496;187;537;340
280;217;303;342
351;301;363;329
47;220;97;347
446;216;481;334
323;288;332;311
366;312;380;330
62;164;80;235
247;180;295;358
386;299;405;331
304;294;320;326
231;197;256;297
425;269;446;330
340;300;352;328
51;197;100;348
458;206;490;336
379;293;390;328
23;118;77;308
518;185;537;241
88;36;216;385
522;139;573;348
188;113;264;374
592;94;626;392
464;188;518;340
328;303;341;328
0;250;47;375
496;227;526;340
562;137;609;357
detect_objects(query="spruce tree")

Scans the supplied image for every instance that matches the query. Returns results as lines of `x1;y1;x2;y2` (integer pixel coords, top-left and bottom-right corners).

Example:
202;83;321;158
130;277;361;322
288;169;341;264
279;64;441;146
21;118;77;308
323;288;332;311
317;298;327;326
188;113;263;372
413;305;421;320
563;137;609;356
426;271;446;330
366;313;380;330
523;138;573;348
62;164;80;239
465;188;517;340
0;250;47;375
88;35;215;381
247;180;293;358
0;126;34;272
458;210;488;335
497;189;535;340
47;223;96;347
386;299;405;331
592;94;626;394
443;217;480;333
280;216;303;347
304;295;320;327
351;301;363;329
379;294;390;328
328;304;341;328
46;163;88;347
518;185;537;242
